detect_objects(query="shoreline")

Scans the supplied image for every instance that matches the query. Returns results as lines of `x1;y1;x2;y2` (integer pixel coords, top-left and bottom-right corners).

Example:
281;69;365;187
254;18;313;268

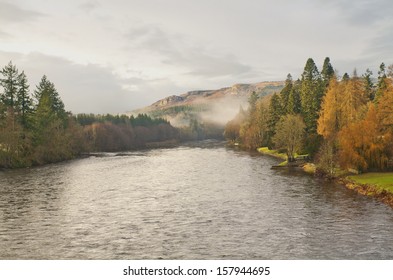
257;146;393;208
336;177;393;208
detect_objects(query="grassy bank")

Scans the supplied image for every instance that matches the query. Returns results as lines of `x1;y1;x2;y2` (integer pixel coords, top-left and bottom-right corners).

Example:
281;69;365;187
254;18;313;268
257;147;287;160
348;173;393;194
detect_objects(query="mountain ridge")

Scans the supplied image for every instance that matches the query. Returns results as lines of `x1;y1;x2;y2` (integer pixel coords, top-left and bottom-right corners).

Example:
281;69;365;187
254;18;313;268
131;81;284;126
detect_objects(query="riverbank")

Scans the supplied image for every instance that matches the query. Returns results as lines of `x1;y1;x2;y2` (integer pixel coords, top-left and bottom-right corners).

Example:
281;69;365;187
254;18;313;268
257;146;393;208
338;174;393;208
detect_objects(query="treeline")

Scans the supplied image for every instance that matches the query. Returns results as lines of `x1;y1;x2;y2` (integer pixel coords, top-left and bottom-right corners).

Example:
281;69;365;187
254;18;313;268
225;57;393;173
0;62;179;168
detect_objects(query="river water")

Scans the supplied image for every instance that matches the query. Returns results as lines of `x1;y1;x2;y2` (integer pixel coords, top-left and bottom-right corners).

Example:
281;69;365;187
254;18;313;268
0;141;392;259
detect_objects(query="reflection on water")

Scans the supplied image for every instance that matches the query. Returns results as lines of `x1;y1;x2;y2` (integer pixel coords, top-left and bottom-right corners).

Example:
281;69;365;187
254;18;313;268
1;141;393;259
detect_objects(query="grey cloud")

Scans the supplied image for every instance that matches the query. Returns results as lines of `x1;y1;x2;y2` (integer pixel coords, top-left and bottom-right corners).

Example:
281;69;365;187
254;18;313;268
126;25;253;80
0;30;11;38
316;0;393;26
79;1;100;13
0;51;139;114
0;2;43;24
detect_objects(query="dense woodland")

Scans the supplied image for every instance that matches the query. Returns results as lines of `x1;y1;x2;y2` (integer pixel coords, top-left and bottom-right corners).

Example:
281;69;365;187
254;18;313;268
0;62;183;168
225;58;393;174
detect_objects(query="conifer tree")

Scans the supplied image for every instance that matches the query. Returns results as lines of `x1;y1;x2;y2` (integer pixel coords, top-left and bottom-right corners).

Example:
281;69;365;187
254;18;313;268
375;62;387;102
0;61;19;109
34;75;66;122
321;57;334;87
300;58;323;133
16;71;33;128
362;68;375;101
287;79;301;114
280;74;293;114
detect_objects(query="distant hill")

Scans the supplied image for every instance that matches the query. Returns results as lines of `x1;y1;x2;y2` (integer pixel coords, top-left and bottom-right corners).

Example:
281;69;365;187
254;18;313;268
131;81;284;127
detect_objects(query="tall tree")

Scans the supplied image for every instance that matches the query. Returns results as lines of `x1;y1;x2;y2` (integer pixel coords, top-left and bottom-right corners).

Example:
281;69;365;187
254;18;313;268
340;70;367;124
0;61;19;109
300;58;323;133
362;68;375;101
16;71;33;128
375;62;387;102
317;76;342;140
268;92;284;134
321;57;334;87
280;73;293;114
34;75;66;122
287;79;301;114
377;78;393;133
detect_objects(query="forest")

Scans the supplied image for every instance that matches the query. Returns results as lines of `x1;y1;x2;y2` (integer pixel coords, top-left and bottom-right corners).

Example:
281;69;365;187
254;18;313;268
0;62;181;168
225;58;393;174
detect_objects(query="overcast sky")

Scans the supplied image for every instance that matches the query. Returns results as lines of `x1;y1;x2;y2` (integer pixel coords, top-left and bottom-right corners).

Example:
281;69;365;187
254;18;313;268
0;0;392;114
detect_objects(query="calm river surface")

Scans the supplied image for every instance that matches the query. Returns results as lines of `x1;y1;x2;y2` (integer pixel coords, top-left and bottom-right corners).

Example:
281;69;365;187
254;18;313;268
1;141;393;259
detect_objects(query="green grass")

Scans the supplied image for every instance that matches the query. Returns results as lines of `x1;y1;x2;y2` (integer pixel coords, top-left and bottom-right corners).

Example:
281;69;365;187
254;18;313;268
257;147;287;160
348;173;393;193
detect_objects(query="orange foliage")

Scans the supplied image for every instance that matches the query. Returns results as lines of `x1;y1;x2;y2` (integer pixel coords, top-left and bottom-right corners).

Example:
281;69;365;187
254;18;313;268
338;104;391;171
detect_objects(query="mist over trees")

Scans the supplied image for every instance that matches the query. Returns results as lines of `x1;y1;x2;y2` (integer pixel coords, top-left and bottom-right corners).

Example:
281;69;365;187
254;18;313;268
225;57;393;173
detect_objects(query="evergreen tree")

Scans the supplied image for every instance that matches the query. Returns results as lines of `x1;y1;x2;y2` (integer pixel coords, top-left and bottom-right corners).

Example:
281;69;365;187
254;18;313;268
300;58;323;133
342;73;350;81
34;75;66;122
287;79;301;114
248;91;258;114
375;62;387;102
268;93;284;132
321;57;334;87
362;68;375;101
16;71;33;128
0;61;19;109
280;73;293;114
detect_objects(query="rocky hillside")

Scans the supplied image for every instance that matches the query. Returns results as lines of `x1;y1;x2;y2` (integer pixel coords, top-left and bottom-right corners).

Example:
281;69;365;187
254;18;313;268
132;81;284;127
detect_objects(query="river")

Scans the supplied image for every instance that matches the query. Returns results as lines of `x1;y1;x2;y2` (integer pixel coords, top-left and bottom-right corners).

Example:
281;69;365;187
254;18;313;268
1;140;392;259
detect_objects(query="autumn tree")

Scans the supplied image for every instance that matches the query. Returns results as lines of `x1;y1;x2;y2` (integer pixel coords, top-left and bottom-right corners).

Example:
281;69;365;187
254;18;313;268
317;76;342;140
338;104;391;171
272;114;305;162
340;70;367;124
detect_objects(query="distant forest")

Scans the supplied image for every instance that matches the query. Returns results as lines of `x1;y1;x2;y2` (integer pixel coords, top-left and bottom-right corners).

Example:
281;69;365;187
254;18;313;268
225;58;393;173
0;62;220;168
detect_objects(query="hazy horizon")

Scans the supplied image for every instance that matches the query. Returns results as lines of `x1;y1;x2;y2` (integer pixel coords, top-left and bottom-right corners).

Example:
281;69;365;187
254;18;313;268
1;0;392;114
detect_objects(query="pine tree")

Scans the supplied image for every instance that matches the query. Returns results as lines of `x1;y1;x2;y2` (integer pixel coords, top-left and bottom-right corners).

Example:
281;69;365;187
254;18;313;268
287;79;301;114
280;74;293;114
16;71;33;128
300;58;323;133
268;93;284;132
375;62;387;102
0;61;19;109
362;68;375;101
321;57;334;88
34;75;66;122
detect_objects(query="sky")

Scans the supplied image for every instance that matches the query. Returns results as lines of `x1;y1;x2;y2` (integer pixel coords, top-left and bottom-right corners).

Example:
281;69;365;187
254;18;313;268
0;0;392;114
